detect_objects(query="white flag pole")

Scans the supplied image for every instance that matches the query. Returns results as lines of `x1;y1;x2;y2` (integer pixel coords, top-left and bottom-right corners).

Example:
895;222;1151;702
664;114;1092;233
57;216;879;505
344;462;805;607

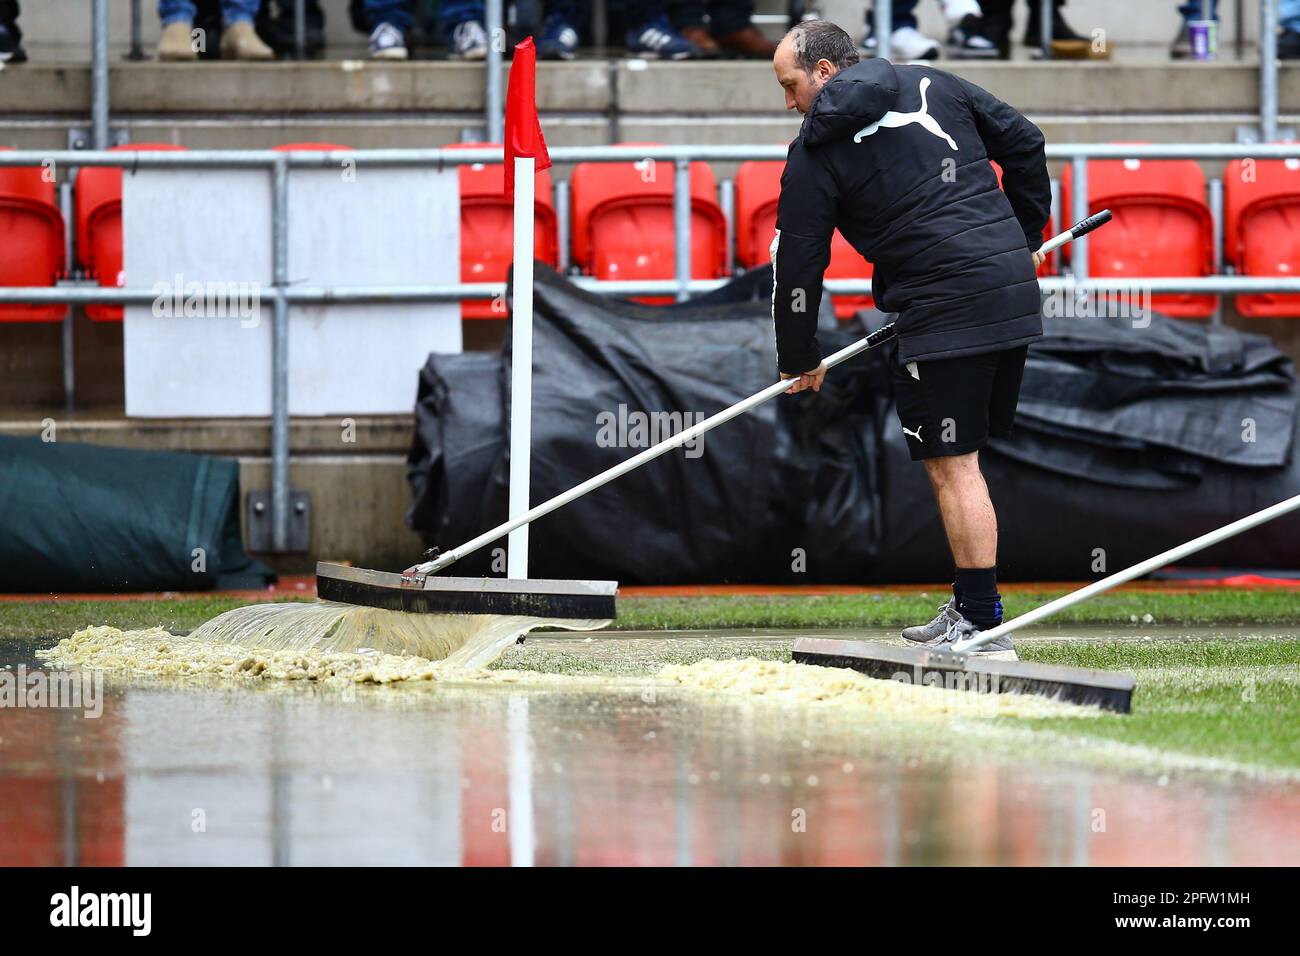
507;155;535;580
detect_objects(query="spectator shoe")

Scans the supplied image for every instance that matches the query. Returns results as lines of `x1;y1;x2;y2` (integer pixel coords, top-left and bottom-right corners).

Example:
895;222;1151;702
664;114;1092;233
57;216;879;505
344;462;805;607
450;20;488;60
158;21;199;61
0;21;27;63
862;23;940;61
220;20;275;60
538;14;580;61
946;15;999;58
625;16;699;60
369;22;409;59
679;25;722;58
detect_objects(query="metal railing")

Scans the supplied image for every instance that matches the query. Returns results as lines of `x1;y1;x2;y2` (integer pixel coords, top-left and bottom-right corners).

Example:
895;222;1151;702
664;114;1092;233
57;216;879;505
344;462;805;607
4;137;1300;551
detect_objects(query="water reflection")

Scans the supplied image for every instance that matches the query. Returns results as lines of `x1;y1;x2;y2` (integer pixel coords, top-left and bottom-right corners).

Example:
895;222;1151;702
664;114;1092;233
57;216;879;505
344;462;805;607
1;651;1296;866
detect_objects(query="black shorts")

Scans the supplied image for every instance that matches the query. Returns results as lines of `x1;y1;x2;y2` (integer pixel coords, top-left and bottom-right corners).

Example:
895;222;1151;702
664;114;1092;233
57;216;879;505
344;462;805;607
891;345;1028;461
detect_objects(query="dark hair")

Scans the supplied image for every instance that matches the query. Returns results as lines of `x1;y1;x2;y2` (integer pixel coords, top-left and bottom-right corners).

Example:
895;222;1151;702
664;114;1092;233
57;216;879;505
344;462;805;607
786;20;861;73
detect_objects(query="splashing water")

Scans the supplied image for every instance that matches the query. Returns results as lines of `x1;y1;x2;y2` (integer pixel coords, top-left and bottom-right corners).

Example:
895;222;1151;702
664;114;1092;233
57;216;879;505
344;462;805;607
188;600;611;669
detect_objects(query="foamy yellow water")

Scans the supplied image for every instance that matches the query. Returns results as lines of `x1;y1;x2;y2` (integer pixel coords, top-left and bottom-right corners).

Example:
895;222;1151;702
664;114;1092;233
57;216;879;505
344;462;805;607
659;657;1096;719
39;627;1095;719
188;600;610;668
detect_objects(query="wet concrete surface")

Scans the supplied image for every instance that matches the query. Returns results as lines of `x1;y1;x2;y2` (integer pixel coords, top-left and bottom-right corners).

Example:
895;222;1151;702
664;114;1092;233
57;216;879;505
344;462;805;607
1;632;1297;866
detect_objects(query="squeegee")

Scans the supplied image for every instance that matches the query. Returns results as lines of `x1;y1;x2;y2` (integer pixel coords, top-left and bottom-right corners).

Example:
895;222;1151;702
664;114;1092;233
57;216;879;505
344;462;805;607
794;491;1300;713
317;210;1114;625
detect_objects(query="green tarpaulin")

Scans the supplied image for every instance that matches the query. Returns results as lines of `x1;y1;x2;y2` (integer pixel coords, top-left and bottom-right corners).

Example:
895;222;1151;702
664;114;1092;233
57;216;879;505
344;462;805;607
0;436;273;592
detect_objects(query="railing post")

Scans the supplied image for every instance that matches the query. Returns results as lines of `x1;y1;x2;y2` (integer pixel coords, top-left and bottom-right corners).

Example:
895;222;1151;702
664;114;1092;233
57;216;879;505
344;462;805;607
60;179;76;412
1209;176;1225;326
1039;0;1053;59
271;157;291;554
555;179;571;273
674;158;692;303
876;0;892;60
92;0;110;150
486;0;505;142
1260;0;1279;142
294;0;307;60
719;178;735;277
129;0;145;61
1070;155;1089;291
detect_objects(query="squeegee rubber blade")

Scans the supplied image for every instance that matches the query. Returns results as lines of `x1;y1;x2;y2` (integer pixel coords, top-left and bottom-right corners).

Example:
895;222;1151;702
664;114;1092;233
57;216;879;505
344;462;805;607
791;639;1134;714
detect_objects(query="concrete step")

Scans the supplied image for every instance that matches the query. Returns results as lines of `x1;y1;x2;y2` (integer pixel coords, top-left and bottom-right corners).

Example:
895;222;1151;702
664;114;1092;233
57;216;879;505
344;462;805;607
2;58;1294;119
0;410;412;455
5;112;1293;155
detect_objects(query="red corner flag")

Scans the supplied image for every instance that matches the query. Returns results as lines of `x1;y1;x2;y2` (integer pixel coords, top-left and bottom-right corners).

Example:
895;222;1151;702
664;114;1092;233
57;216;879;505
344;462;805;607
504;37;552;199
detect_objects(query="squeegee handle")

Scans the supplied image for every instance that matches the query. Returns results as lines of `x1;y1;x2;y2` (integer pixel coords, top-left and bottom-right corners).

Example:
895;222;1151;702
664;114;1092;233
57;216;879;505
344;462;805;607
1037;208;1112;256
952;492;1300;652
418;210;1114;576
416;321;900;574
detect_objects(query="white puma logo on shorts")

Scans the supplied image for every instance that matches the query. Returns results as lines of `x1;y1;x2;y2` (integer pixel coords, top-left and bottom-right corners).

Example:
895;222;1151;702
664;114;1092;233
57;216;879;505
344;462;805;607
902;425;923;442
854;77;958;151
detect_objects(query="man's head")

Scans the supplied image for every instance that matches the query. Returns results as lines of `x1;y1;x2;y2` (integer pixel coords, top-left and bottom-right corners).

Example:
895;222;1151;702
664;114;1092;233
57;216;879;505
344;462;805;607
773;20;860;114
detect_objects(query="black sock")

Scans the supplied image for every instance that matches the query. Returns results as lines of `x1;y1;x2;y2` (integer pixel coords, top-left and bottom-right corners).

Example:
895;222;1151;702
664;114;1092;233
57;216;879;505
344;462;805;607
955;567;1002;630
951;577;963;610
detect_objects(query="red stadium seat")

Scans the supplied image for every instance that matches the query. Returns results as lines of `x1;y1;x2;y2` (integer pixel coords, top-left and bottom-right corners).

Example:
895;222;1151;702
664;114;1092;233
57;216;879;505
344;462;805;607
448;142;558;320
74;143;188;322
1061;151;1214;319
0;147;66;322
734;160;873;318
571;143;726;305
1223;156;1300;318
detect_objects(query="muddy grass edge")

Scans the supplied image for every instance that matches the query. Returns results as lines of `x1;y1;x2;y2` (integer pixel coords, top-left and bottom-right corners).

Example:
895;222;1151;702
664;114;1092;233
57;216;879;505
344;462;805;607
2;588;1299;639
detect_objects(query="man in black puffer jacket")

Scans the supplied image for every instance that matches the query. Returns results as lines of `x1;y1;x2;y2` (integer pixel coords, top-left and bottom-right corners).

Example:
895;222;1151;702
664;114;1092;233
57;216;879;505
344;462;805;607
771;19;1050;656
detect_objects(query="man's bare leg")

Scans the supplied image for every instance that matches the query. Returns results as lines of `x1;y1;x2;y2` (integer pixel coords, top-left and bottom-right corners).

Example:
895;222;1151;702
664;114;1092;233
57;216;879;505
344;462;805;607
923;451;1004;633
923;451;996;568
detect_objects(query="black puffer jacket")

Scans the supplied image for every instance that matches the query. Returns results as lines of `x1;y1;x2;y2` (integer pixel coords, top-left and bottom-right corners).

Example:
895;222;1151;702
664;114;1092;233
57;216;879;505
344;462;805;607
772;59;1051;374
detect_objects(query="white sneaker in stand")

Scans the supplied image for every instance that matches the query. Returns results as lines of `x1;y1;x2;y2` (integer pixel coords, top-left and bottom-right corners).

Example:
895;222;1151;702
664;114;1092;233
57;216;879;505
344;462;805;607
861;23;941;61
369;22;408;60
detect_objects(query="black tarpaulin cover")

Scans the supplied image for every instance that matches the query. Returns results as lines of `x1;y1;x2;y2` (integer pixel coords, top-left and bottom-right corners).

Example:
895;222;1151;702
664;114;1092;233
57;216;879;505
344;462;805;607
406;265;1300;583
0;436;273;592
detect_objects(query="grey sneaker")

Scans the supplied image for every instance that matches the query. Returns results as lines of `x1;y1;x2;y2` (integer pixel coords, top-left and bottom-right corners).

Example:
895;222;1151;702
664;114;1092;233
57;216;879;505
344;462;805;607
901;599;961;643
930;611;1017;658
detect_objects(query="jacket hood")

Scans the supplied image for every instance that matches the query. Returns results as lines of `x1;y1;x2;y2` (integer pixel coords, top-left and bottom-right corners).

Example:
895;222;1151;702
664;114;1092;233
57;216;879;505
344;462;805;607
799;58;900;146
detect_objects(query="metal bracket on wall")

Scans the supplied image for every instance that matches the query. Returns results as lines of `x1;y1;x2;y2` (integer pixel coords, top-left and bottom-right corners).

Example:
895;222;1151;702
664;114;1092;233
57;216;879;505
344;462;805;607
246;491;312;553
68;127;131;151
1236;125;1297;145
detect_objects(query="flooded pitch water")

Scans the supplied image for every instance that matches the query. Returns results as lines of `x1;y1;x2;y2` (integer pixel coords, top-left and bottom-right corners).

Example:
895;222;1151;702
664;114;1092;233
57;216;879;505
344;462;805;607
1;627;1297;865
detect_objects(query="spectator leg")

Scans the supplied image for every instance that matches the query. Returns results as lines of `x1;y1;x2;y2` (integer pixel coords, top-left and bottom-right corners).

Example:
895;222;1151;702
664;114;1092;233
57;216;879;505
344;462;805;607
546;0;593;31
1177;0;1217;20
437;0;485;34
159;0;199;25
1280;0;1300;32
707;1;756;38
893;0;921;31
222;0;261;26
670;0;709;31
360;0;416;32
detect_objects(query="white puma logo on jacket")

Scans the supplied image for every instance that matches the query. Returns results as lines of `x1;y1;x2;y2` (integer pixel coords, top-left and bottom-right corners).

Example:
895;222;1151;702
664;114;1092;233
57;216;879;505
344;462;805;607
854;77;958;151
